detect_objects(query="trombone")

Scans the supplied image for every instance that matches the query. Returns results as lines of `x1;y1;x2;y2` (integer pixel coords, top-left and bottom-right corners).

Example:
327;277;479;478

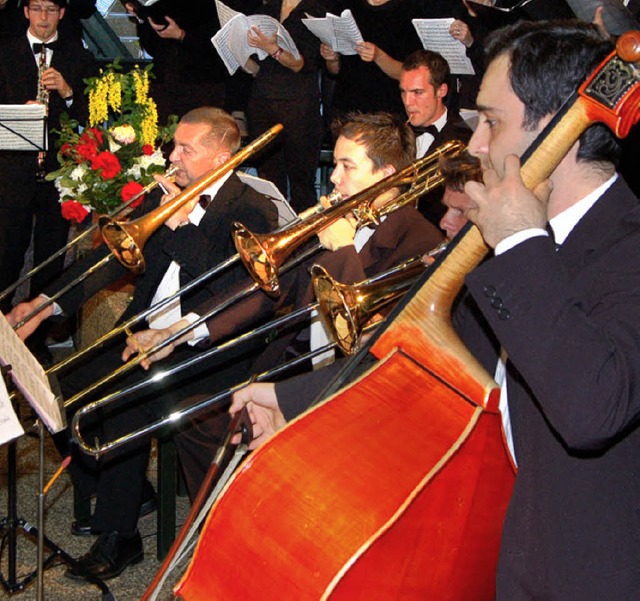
0;164;178;306
59;141;465;410
233;139;465;296
70;255;427;457
10;124;284;332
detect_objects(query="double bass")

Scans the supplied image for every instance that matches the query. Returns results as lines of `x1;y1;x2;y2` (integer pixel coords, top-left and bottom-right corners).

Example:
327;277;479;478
174;32;640;600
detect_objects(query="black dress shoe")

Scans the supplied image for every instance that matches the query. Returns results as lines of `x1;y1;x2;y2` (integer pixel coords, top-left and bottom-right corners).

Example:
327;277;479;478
139;478;157;517
65;530;143;581
71;518;92;537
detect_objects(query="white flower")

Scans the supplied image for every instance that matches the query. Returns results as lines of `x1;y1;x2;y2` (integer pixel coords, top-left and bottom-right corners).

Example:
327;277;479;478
127;149;166;179
70;163;89;181
111;124;137;144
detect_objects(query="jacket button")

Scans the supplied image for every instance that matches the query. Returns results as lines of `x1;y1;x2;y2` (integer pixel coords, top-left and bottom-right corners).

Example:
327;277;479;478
483;285;497;298
498;308;511;320
491;297;503;309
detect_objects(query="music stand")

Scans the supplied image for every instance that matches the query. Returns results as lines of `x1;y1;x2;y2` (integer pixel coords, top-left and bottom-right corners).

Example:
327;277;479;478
0;104;47;153
0;329;114;599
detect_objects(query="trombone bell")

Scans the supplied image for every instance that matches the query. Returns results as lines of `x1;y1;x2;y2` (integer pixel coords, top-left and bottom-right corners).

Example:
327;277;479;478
232;225;281;296
312;257;429;355
100;218;146;274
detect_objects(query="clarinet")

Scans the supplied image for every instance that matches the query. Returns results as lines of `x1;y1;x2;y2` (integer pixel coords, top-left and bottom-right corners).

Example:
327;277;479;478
36;42;49;182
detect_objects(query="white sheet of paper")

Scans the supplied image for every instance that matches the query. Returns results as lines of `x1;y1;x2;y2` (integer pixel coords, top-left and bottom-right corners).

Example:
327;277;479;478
237;171;297;227
213;0;300;75
0;104;47;151
412;18;475;76
0;313;64;433
302;9;363;55
0;375;24;446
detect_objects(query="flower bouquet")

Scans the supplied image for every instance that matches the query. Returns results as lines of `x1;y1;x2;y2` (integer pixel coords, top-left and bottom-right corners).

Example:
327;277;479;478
47;62;176;224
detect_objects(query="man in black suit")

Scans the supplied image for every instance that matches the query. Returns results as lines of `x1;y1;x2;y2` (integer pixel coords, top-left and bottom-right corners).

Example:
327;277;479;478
0;0;95;361
232;21;640;600
7;106;279;580
399;49;472;228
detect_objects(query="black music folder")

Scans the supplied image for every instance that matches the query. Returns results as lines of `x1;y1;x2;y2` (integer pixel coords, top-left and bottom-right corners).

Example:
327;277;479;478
467;0;575;30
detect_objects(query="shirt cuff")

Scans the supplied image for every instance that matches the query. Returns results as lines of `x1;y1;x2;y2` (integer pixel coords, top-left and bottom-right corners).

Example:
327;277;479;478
39;294;63;316
184;312;209;345
494;228;548;256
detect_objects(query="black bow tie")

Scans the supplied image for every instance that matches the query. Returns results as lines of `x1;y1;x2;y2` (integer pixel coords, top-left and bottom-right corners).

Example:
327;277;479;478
198;194;212;209
33;41;57;54
411;124;438;138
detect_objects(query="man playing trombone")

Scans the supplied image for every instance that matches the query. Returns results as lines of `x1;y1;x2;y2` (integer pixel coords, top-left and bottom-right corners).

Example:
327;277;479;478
6;106;279;580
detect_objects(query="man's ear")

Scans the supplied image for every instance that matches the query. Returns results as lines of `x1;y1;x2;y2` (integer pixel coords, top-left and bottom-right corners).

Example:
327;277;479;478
215;151;232;167
381;164;396;178
59;7;66;19
437;83;448;99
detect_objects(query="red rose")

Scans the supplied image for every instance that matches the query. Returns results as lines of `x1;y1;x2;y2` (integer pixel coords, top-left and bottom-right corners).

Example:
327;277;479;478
77;139;99;161
142;144;154;156
91;151;122;179
60;200;90;224
60;142;73;157
82;128;104;145
121;181;145;208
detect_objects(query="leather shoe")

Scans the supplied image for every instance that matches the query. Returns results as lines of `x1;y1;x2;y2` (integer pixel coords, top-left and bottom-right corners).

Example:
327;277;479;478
71;518;92;537
65;530;143;581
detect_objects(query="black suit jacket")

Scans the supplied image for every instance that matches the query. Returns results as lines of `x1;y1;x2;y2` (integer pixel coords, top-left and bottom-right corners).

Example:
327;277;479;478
0;33;95;206
460;177;640;599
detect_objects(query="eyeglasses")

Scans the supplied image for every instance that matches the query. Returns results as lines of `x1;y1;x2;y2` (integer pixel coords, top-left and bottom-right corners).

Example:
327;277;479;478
28;6;61;15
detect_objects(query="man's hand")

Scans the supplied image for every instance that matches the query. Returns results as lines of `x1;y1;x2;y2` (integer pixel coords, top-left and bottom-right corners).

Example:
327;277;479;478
464;154;551;248
5;296;54;341
229;382;285;450
41;67;73;99
355;41;379;63
158;174;194;230
121;319;193;368
318;216;356;251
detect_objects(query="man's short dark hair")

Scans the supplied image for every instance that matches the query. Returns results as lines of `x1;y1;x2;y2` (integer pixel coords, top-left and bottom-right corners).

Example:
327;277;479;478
440;152;482;191
26;0;67;8
485;20;620;166
332;112;416;172
401;50;450;90
179;107;241;154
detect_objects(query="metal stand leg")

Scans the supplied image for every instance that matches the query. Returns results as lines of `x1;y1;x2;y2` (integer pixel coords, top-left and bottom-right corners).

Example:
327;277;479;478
0;368;115;599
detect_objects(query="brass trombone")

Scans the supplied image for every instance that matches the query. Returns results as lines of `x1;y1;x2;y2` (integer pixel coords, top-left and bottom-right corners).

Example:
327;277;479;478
233;139;465;296
11;124;284;332
70;256;424;457
59;141;465;410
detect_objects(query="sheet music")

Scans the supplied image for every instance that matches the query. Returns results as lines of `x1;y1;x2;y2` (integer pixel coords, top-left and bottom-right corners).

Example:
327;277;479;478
0;375;24;446
302;9;363;55
237;171;297;226
0;104;47;151
213;0;300;75
411;19;475;76
0;313;64;434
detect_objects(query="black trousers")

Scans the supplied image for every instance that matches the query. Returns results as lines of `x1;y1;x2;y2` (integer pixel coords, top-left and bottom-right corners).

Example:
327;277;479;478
0;180;69;313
